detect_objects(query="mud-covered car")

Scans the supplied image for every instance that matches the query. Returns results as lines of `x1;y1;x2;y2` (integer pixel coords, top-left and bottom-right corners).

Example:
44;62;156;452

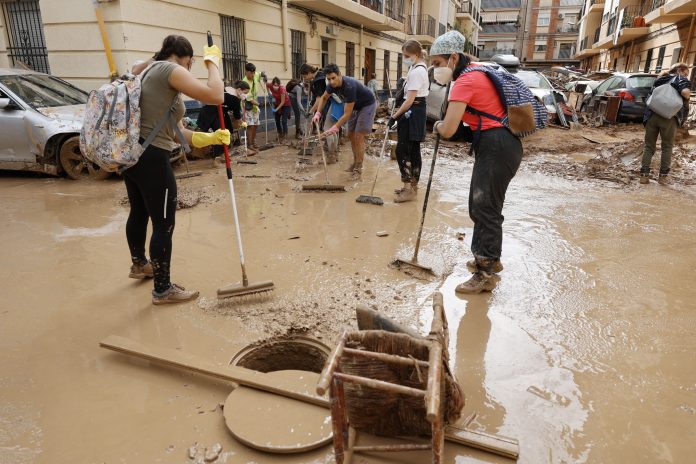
0;68;110;179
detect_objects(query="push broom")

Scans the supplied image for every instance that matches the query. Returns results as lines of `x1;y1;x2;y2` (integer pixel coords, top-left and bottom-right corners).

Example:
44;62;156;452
205;32;274;299
391;82;451;276
301;120;346;192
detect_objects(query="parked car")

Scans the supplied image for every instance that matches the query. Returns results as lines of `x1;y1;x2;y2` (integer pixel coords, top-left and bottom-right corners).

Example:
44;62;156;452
426;62;509;121
580;72;657;121
514;69;566;115
0;68;111;179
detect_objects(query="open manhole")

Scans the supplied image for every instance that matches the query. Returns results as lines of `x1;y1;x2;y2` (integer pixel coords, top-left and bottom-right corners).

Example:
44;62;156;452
230;335;330;373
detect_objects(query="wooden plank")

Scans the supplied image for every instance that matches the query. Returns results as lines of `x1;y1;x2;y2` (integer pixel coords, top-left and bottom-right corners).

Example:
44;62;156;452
99;335;519;460
99;335;328;408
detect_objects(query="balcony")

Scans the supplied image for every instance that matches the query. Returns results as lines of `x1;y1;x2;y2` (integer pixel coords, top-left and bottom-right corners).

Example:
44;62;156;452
644;0;696;24
587;0;606;15
575;35;600;58
457;1;482;25
595;4;650;49
288;0;403;31
557;23;580;33
479;48;517;59
406;14;437;44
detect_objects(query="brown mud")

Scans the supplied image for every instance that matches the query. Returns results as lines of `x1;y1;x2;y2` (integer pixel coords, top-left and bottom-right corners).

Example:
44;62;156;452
1;128;696;463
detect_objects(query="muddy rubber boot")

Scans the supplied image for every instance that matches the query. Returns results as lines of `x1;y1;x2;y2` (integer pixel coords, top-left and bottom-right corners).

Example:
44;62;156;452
152;283;199;305
455;271;499;294
639;174;650;184
466;259;504;274
658;174;669;185
129;260;153;279
394;184;417;203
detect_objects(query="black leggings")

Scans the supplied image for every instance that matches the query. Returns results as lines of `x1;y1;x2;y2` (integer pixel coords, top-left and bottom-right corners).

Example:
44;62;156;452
396;121;422;184
123;144;177;294
469;128;523;262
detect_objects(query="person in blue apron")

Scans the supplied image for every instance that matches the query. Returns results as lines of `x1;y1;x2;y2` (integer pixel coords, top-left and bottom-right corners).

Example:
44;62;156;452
389;39;429;203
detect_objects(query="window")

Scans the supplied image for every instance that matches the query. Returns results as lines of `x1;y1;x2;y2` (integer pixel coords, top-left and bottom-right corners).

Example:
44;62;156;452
346;42;355;77
220;15;247;82
644;48;653;73
535;44;547;52
321;39;330;68
671;47;683;66
396;53;403;80
383;50;390;89
1;0;50;74
290;30;306;79
537;14;550;27
655;45;666;73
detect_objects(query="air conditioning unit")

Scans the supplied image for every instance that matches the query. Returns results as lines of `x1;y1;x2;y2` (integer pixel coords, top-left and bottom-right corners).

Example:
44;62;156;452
558;13;564;19
326;24;339;36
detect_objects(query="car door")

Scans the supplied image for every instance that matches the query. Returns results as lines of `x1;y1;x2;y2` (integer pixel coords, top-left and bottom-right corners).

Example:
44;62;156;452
0;85;34;162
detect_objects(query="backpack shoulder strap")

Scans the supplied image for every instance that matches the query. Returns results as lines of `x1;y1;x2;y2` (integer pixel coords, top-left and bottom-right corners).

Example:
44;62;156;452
140;93;185;152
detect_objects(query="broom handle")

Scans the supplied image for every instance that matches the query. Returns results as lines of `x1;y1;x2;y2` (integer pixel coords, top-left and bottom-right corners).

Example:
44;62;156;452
302;85;312;157
368;70;395;197
209;31;249;286
315;120;330;184
411;81;451;263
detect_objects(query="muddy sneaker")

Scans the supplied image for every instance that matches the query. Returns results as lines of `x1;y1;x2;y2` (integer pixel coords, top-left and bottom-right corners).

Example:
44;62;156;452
394;185;417;203
466;259;504;274
639;174;650;184
152;283;199;305
129;261;153;279
455;271;499;294
349;163;363;180
658;175;669;185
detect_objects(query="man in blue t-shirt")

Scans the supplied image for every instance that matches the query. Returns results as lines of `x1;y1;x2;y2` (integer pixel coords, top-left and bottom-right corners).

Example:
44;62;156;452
312;63;377;179
641;62;692;185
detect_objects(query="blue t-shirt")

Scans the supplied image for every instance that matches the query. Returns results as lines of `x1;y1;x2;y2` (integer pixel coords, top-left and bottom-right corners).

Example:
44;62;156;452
326;76;376;111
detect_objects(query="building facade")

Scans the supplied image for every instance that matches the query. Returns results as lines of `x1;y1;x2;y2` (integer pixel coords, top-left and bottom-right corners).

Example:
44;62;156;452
575;0;696;83
0;0;471;92
478;0;582;65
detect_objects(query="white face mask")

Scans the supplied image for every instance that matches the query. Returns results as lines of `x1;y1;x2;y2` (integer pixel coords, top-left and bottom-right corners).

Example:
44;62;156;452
433;57;455;86
403;56;414;67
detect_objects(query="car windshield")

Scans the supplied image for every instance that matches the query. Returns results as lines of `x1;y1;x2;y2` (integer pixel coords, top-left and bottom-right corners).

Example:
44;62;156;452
516;71;552;90
0;74;87;108
627;76;656;89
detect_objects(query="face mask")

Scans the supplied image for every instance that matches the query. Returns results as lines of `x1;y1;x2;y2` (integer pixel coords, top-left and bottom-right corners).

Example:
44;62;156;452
272;85;280;91
403;57;414;67
433;58;454;86
240;92;248;99
325;78;330;86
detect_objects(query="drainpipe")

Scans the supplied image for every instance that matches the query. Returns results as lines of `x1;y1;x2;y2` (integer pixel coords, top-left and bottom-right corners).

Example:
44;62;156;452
681;13;696;63
281;0;290;72
359;25;364;81
93;0;118;81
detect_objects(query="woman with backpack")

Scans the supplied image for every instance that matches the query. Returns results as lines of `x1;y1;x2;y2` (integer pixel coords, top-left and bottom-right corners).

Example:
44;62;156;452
128;35;229;304
430;30;523;294
389;39;429;203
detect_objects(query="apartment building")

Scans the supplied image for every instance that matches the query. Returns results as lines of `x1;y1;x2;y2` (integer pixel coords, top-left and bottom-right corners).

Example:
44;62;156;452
0;0;466;92
575;0;696;83
478;0;581;65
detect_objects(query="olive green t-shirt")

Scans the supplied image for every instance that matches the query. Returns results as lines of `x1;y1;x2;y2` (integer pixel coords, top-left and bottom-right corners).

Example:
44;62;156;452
139;61;186;151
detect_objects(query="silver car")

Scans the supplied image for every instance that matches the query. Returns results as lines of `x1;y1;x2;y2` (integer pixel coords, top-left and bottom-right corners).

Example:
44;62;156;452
0;68;108;179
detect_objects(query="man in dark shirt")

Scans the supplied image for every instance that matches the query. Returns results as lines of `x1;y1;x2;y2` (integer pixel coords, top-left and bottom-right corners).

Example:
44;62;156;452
641;62;691;185
312;63;377;179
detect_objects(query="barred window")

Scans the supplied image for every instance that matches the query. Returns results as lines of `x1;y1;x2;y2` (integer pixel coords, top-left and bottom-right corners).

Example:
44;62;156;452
2;0;50;74
219;15;247;83
346;42;355;77
291;30;306;78
383;50;390;89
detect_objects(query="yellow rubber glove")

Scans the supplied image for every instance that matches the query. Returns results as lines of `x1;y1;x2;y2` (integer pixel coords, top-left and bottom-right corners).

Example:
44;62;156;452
192;129;230;148
240;121;248;129
203;45;222;68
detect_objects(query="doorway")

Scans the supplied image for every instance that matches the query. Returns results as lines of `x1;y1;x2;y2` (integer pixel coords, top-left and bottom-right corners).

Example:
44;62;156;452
364;48;376;85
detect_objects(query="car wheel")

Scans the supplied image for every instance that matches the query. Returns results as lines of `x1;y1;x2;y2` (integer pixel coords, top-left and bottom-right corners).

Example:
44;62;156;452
59;136;110;180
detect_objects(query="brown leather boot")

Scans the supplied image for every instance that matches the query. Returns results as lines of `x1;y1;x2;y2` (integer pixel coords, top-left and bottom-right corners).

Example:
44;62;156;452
455;271;499;294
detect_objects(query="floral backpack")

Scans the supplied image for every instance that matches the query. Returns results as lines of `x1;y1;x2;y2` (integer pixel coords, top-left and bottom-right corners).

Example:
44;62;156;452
80;62;186;173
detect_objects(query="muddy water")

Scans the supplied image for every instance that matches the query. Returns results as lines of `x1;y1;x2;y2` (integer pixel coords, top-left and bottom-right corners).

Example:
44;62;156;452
1;143;695;463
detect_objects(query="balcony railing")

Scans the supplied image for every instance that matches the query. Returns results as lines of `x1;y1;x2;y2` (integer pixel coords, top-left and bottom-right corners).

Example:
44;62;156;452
439;22;446;36
406;14;436;37
479;48;517;59
459;1;482;25
620;4;647;27
557;24;580;33
642;0;665;13
385;0;405;22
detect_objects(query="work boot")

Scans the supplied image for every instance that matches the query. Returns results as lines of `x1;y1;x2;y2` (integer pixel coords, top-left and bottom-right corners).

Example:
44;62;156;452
658;174;669;185
394;184;417;203
639;174;650;184
466;259;504;274
129;260;153;279
455;271;499;295
152;283;199;305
